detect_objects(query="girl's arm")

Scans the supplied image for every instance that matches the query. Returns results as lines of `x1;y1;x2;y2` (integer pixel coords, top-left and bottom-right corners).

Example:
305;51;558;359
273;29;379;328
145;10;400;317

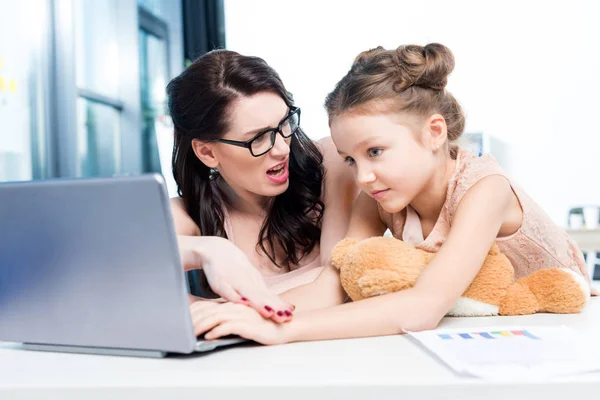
281;191;387;312
280;175;514;341
196;176;515;343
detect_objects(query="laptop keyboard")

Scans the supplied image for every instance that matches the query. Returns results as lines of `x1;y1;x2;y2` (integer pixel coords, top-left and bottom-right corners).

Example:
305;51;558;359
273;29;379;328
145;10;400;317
197;333;242;341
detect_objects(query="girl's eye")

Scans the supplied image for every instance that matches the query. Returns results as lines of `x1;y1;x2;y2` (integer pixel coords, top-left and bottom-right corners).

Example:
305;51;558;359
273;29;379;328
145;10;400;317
368;148;383;157
344;156;356;166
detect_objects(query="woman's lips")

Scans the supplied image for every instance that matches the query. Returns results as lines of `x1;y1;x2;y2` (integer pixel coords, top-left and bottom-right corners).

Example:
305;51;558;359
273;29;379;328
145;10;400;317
266;162;289;184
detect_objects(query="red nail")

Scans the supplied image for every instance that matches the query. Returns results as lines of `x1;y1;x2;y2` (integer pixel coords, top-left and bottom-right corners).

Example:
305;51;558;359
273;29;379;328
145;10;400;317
241;297;248;302
276;311;284;316
284;310;292;316
264;305;273;312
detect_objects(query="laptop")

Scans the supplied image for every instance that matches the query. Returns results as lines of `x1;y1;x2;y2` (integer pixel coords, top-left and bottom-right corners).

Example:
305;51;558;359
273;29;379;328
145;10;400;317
0;174;246;357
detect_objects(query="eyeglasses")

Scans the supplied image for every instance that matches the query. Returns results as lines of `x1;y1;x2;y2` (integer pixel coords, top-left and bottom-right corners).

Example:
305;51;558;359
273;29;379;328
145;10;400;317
216;107;301;157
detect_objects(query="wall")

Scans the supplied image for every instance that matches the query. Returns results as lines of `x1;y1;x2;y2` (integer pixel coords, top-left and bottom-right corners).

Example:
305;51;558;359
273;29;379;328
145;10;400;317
224;0;600;226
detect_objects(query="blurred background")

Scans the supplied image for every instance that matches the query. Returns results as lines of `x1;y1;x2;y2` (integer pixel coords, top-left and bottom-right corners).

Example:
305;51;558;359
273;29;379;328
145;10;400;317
1;0;599;276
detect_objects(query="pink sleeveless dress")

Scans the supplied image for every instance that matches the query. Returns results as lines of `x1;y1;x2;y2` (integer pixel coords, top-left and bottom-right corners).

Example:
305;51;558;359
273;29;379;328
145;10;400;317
222;209;323;294
378;147;591;287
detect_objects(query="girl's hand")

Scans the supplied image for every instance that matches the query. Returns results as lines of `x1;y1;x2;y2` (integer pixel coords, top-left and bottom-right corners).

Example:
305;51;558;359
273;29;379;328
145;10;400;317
190;301;289;345
178;236;294;323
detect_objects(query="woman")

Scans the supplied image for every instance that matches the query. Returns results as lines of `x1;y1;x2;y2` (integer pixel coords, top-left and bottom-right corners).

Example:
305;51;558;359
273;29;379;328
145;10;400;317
167;50;358;323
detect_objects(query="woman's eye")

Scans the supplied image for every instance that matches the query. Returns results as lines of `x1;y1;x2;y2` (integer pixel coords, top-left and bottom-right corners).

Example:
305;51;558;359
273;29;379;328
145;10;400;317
254;133;268;143
368;148;383;157
344;156;356;166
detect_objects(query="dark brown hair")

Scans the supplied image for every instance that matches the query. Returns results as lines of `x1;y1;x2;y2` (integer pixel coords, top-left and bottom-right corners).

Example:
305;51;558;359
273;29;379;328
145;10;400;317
325;43;465;158
167;50;324;268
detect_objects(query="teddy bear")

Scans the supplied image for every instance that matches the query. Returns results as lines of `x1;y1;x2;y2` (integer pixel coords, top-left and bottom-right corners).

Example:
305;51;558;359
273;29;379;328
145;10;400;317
331;237;589;316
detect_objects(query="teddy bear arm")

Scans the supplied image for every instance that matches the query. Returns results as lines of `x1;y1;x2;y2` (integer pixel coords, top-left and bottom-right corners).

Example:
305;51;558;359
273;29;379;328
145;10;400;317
357;269;417;298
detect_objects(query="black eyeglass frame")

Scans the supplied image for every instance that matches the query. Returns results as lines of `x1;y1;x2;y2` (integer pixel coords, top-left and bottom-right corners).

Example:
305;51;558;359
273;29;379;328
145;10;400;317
216;107;301;157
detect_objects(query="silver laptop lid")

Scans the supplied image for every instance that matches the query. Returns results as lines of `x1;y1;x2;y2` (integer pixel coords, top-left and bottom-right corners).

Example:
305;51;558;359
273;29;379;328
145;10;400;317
0;174;196;354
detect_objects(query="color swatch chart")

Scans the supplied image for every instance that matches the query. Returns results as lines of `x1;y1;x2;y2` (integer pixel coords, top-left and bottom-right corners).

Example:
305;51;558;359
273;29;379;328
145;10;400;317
437;329;540;340
407;326;600;378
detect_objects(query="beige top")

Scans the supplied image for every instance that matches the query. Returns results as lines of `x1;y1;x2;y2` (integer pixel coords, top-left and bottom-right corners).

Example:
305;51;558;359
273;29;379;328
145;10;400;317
223;208;323;294
378;147;589;282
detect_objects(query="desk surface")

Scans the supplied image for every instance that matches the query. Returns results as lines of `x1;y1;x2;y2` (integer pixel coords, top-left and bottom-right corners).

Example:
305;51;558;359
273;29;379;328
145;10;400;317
2;298;600;400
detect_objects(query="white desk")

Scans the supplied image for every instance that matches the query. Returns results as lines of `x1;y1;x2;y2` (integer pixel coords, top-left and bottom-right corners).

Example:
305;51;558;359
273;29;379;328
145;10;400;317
567;228;600;278
566;229;600;252
2;297;600;400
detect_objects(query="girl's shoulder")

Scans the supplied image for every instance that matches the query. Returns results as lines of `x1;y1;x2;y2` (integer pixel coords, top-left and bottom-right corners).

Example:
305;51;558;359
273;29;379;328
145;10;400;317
454;147;505;184
445;148;509;222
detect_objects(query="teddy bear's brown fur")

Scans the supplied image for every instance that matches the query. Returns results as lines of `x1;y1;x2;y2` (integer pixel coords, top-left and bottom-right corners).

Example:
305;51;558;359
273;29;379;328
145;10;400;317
331;237;589;316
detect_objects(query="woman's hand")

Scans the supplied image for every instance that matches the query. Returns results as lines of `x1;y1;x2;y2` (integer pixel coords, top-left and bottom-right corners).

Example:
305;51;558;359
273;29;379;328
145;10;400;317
178;236;293;323
190;301;289;345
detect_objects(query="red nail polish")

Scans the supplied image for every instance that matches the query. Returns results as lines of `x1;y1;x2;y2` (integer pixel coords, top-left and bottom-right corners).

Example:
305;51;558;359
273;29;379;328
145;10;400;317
265;305;273;312
241;297;248;302
277;311;284;316
284;310;292;316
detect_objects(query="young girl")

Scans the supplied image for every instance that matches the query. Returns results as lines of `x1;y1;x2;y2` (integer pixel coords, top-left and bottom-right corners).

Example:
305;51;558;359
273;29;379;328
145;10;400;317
189;43;596;344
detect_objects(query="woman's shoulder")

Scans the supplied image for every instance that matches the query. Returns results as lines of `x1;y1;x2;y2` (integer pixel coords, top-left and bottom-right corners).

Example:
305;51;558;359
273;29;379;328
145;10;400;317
316;136;337;163
170;196;201;236
314;136;358;201
315;136;351;180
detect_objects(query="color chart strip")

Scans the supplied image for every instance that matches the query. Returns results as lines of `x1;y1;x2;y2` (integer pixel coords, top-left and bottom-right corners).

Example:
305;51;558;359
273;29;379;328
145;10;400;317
437;330;540;340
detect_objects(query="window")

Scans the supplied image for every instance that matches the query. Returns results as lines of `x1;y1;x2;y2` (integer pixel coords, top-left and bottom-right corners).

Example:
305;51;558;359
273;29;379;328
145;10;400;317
138;0;169;19
76;99;121;177
1;0;184;184
0;0;50;182
139;28;169;174
74;0;123;177
138;3;179;196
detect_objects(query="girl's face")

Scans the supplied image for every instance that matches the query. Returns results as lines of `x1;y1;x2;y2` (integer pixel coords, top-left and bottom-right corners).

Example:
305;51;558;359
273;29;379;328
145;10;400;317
194;92;294;205
330;111;439;214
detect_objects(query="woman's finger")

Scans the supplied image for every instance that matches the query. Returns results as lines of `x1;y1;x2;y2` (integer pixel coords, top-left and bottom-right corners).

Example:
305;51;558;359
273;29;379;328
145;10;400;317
238;285;292;323
232;282;279;319
235;271;295;312
211;282;245;304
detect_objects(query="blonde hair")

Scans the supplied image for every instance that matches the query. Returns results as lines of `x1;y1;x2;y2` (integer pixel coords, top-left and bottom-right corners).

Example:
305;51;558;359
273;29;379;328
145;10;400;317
325;43;465;158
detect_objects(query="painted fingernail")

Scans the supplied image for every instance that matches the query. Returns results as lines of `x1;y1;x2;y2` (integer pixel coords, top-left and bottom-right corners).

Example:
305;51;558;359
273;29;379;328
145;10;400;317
277;311;284;316
240;297;248;302
265;305;273;312
284;310;292;316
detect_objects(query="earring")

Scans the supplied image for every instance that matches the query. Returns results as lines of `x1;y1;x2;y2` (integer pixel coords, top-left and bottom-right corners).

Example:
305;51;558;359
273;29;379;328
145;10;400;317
433;145;440;152
209;167;220;180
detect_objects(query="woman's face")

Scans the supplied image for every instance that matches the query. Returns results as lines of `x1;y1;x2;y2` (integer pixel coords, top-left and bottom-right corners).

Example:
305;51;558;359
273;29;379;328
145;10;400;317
205;92;294;204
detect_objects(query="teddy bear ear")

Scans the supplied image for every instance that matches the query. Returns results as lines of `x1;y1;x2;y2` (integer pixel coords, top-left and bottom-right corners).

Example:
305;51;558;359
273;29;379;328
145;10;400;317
330;238;359;270
488;242;501;255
